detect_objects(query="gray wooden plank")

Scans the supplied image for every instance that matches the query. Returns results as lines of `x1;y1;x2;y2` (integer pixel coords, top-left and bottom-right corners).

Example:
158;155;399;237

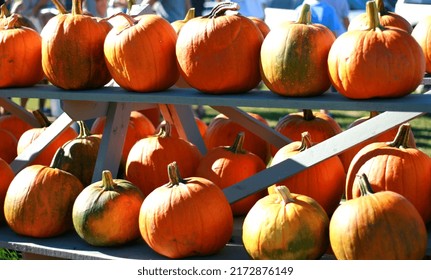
223;111;424;204
0;97;41;127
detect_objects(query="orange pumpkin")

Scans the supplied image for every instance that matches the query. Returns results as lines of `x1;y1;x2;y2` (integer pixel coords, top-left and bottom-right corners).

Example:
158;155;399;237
269;132;346;217
139;161;233;258
4;151;84;238
412;15;431;74
104;13;178;92
196;132;267;216
260;4;335;97
0;158;14;224
345;123;431;223
176;1;263;94
248;16;270;38
0;14;43;88
328;1;425;99
41;0;112;89
0;3;37;30
348;0;413;33
0;128;17;163
330;174;428;260
72;170;145;246
0;114;34;141
125;123;202;197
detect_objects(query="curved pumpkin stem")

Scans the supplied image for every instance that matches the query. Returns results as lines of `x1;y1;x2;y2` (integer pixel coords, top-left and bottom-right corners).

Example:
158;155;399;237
32;109;52;127
227;132;246;154
71;0;84;16
387;123;413;149
375;0;389;16
50;147;66;169
167;161;185;187
76;120;93;139
203;1;240;18
103;12;136;29
369;111;379;118
275;185;295;204
366;0;384;31
102;170;116;191
4;13;19;29
0;4;9;18
296;3;311;24
51;0;68;14
302;109;316;121
156;121;173;138
298;131;313;152
356;173;375;197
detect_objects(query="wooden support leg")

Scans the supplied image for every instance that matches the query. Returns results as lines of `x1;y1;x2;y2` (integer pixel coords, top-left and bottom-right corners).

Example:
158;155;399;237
0;97;40;127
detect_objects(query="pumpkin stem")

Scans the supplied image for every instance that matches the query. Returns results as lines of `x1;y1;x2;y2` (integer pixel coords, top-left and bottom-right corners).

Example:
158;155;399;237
76;120;92;139
275;185;295;204
227;132;246;154
127;0;136;14
296;3;311;24
387;123;413;149
167;161;185;187
369;111;379;118
375;0;389;16
365;0;385;31
356;173;375;197
184;7;196;21
156;121;172;138
302;109;316;121
102;170;116;191
103;12;136;28
32;109;52;127
71;0;83;16
203;1;240;18
298;131;313;152
50;147;66;169
51;0;68;14
0;4;8;18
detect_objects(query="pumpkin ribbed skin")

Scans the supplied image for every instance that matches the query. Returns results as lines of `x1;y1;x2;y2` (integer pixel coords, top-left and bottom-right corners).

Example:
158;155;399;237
104;14;178;92
328;1;424;99
242;186;329;260
41;0;112;90
330;174;428;260
412;16;431;74
0;128;17;163
346;123;431;223
260;4;335;97
4;160;84;238
72;170;145;246
139;162;233;259
0;15;43;88
0;158;14;224
0;114;34;141
176;2;263;94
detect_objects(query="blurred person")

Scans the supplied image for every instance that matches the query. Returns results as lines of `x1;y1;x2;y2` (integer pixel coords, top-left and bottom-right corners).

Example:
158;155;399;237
322;0;349;31
146;0;191;22
265;0;301;9
216;0;266;20
191;0;205;16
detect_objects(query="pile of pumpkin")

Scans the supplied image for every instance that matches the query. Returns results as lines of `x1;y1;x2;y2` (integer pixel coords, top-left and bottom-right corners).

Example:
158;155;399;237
0;0;430;260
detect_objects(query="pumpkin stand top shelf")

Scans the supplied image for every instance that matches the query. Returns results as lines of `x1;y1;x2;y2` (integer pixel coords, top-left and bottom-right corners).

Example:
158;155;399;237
0;84;431;113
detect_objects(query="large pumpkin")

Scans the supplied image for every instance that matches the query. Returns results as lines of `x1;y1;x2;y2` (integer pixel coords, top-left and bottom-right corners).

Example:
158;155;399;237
104;13;178;92
3;151;84;238
0;128;17;164
0;14;43;88
0;158;14;224
196;132;267;216
242;186;329;260
260;4;335;97
345;123;431;223
41;0;112;89
72;170;145;246
0;114;35;141
330;174;428;260
139;161;233;258
412;15;431;74
328;1;425;99
269;132;346;217
348;0;413;33
125;123;202;197
176;1;263;94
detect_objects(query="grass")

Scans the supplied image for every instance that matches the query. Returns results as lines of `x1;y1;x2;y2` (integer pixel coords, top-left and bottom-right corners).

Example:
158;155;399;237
0;248;21;260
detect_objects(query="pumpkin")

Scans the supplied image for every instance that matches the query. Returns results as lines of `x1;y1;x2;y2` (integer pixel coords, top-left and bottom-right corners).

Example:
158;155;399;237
17;110;78;166
104;13;178;92
0;114;35;141
260;4;335;97
345;123;431;223
0;128;17;163
248;16;270;38
338;111;416;171
269;132;346;217
196;132;267;216
0;157;14;224
139;161;233;258
0;3;37;30
412;15;431;74
271;109;342;156
242;185;329;260
330;174;428;260
0;14;44;88
3;150;84;238
348;0;413;33
41;0;112;90
176;1;263;94
53;121;102;186
72;170;145;246
125;122;202;197
204;112;271;163
327;1;425;99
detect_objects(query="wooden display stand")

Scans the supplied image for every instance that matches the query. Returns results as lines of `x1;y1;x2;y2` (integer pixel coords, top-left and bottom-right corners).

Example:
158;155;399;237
0;83;430;259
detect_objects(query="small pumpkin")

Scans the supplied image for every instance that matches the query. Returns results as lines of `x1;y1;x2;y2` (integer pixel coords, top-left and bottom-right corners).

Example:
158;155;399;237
0;128;17;163
242;185;329;260
260;4;335;97
412;15;431;74
330;174;428;260
4;150;84;238
139;161;233;259
72;170;145;246
0;157;14;224
328;1;425;99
